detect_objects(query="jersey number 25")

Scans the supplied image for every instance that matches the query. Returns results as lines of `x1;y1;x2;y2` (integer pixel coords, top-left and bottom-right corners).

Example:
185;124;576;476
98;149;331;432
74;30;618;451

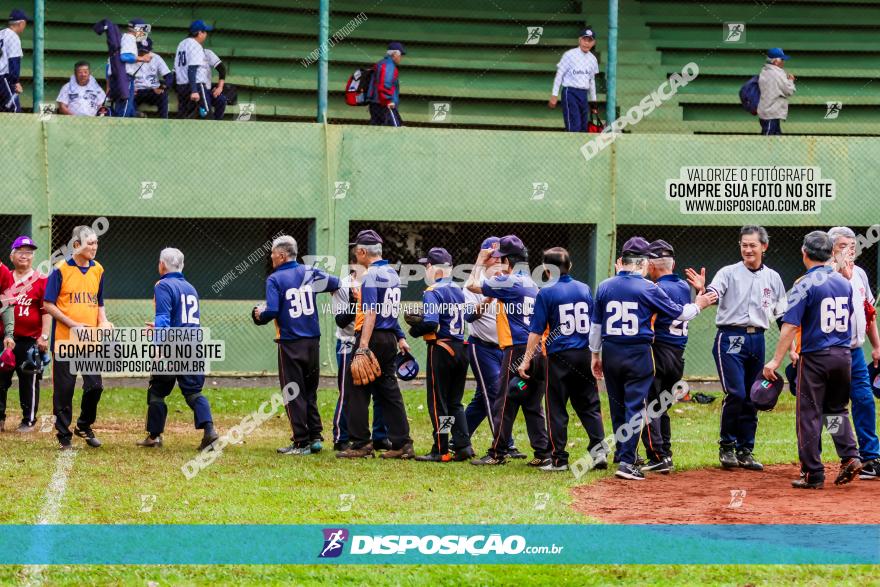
605;301;638;336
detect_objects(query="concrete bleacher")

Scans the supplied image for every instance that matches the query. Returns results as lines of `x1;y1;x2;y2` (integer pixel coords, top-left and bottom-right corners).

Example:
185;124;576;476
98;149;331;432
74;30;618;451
2;0;879;134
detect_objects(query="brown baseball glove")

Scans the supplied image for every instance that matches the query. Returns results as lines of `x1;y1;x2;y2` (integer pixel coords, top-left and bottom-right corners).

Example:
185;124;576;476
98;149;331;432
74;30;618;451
403;307;424;327
351;348;382;386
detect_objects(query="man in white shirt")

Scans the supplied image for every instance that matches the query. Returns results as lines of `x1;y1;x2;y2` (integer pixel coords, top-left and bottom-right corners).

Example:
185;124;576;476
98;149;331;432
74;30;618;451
56;62;107;117
549;27;600;132
110;18;153;117
757;48;796;135
199;48;227;120
828;226;880;479
0;9;30;114
174;19;216;119
133;38;172;118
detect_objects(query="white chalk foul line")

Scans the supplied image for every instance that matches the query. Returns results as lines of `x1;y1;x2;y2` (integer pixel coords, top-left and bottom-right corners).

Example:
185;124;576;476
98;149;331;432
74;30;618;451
21;449;77;587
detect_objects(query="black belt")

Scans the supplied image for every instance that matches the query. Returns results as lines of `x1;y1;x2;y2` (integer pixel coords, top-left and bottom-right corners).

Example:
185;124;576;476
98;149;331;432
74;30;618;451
719;325;765;334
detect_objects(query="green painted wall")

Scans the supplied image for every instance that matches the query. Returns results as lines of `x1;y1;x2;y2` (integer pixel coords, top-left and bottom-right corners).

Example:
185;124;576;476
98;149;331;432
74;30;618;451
1;116;876;376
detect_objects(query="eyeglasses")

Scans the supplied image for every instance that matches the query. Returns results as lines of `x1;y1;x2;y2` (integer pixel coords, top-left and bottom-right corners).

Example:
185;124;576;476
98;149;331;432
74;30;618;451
13;250;34;257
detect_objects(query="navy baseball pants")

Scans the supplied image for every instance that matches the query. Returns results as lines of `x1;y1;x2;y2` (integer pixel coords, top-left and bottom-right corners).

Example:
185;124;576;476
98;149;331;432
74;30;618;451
145;374;213;436
111;76;137;117
135;88;169;118
277;338;323;446
601;340;654;466
641;341;684;462
759;119;782;135
332;338;387;444
714;327;764;452
425;340;470;455
52;356;103;444
560;86;589;132
368;102;403;127
849;348;879;461
0;74;22;113
0;335;41;426
487;345;549;460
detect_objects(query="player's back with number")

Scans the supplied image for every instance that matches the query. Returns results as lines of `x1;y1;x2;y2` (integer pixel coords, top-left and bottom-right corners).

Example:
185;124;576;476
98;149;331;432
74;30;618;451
423;282;465;341
267;263;339;339
358;260;401;331
653;276;691;348
785;267;852;353
532;274;592;352
593;272;683;343
154;272;200;328
481;270;537;348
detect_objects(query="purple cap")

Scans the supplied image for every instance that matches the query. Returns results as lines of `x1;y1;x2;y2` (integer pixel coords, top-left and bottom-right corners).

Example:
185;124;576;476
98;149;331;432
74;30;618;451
418;247;453;266
621;236;652;258
480;236;500;251
349;229;383;246
491;235;526;258
648;239;674;258
11;236;37;250
751;373;784;411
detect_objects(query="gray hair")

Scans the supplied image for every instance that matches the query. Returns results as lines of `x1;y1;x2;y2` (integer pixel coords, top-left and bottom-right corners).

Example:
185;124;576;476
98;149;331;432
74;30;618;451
802;231;832;262
159;247;185;272
272;235;298;259
72;225;97;246
386;49;401;58
621;257;648;269
356;243;382;256
827;226;856;246
740;224;769;245
650;257;675;271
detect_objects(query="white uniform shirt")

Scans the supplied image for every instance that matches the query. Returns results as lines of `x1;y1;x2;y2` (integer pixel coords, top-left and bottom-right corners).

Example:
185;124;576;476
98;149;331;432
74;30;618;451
331;274;357;349
199;49;222;89
552;47;599;100
174;37;209;85
133;53;171;91
848;265;875;348
708;262;787;329
56;75;106;116
120;32;140;76
0;27;23;76
464;285;498;344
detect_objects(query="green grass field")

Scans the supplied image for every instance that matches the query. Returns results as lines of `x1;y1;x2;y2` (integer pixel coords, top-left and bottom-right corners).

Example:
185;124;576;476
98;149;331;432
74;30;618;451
0;383;874;585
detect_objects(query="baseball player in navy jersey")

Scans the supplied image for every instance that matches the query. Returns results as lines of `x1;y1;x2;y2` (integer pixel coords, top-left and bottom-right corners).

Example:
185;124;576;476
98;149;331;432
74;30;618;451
252;236;340;455
0;9;30;114
174;20;215;119
549;27;599;132
468;235;550;466
134;39;172;118
639;240;692;473
406;248;472;462
461;237;523;458
337;230;414;459
828;227;880;479
137;248;218;450
330;253;389;451
518;247;607;472
686;225;787;471
591;237;716;480
763;231;861;488
110;18;153;117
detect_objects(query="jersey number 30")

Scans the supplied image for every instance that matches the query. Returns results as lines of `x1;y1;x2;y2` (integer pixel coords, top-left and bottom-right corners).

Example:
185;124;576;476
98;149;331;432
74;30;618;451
605;301;638;336
820;296;849;333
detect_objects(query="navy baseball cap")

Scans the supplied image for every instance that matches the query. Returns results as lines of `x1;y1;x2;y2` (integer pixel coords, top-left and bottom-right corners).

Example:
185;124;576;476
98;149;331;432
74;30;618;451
648;239;674;258
394;351;419;381
868;361;880;400
418;247;452;266
11;235;37;250
349;229;383;246
491;235;526;258
767;47;789;60
189;19;213;33
621;236;652;258
580;27;596;39
751;373;784;411
480;236;500;250
128;18;147;27
138;38;153;53
785;362;798;396
388;41;407;54
8;9;31;22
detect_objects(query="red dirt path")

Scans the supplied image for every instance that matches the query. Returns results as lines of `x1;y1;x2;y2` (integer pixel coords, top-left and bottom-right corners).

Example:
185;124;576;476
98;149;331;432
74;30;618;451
571;464;878;524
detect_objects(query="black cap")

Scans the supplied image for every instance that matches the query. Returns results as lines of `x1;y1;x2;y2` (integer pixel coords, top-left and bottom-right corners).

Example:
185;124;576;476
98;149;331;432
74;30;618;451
648;239;674;258
579;27;595;39
8;9;31;22
138;38;153;53
418;247;453;266
491;235;526;258
349;229;383;246
621;236;652;258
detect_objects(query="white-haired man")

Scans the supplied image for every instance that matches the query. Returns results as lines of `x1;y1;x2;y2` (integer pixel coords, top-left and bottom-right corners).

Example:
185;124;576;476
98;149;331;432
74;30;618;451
43;226;112;449
828;226;880;479
252;235;340;455
137;248;219;450
367;42;405;127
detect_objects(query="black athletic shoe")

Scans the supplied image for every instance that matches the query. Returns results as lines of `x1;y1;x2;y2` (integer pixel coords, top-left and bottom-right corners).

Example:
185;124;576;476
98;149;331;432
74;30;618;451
835;458;863;486
527;457;551;467
58;438;73;450
736;449;764;471
792;474;825;489
452;446;475;462
74;426;102;448
199;427;220;451
137;435;163;448
719;446;738;469
414;452;451;462
333;440;352;452
859;458;879;480
642;458;671;474
592;453;608;470
614;463;645;481
471;454;507;466
372;438;393;451
508;446;527;459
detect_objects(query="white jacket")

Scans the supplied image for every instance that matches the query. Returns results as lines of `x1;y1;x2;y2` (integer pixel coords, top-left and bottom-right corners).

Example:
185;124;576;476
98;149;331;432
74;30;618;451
757;63;796;120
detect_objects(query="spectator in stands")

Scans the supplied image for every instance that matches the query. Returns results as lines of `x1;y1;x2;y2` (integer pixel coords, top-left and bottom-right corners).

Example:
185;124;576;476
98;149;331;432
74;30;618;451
0;9;30;114
549;27;600;132
110;18;153;117
367;42;405;127
56;62;107;117
199;47;227;120
174;20;216;119
757;48;796;136
134;38;172;118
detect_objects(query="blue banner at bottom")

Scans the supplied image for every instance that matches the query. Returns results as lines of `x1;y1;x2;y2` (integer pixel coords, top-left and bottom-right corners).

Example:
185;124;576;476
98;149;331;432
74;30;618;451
1;525;876;565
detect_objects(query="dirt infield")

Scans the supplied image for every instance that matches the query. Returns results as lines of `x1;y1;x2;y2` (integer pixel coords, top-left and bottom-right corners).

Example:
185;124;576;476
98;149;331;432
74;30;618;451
572;463;878;524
